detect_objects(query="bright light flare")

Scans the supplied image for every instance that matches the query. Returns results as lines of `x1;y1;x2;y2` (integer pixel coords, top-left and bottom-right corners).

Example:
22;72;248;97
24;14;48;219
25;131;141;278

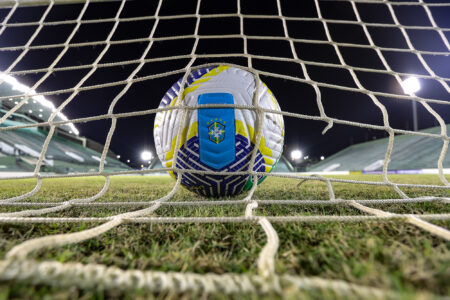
141;150;153;161
0;72;79;135
320;156;325;161
401;77;420;95
291;150;302;160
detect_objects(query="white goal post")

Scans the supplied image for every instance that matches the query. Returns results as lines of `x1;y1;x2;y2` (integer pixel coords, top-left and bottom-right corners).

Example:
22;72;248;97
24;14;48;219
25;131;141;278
0;0;449;296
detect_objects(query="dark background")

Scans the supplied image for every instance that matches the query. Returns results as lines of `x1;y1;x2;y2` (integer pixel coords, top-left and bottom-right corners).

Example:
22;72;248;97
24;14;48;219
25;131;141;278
0;0;449;168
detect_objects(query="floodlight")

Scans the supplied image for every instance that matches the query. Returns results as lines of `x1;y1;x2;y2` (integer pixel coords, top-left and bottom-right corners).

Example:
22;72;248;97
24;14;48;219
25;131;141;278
1;72;80;135
127;159;130;163
117;155;121;159
141;151;153;161
320;156;325;161
291;150;302;160
401;77;420;95
401;77;421;131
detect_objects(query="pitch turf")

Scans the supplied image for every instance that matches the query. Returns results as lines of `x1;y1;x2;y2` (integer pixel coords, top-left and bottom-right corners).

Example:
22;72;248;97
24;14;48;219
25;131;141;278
0;175;449;299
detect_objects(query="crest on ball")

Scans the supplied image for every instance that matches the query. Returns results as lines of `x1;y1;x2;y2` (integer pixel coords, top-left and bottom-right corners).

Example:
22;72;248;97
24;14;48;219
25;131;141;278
208;121;225;144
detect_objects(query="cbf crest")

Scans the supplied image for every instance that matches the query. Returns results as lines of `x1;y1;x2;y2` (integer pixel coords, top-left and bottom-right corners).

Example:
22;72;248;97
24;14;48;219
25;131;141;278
208;119;225;144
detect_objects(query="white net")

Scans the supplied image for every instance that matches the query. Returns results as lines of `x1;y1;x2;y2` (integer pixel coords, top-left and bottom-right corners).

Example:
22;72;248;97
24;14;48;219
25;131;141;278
0;0;449;297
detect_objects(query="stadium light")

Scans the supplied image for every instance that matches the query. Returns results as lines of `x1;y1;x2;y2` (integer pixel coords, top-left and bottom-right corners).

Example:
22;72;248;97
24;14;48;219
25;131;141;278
320;156;325;161
117;155;121;159
127;159;130;163
0;72;80;135
141;150;153;161
291;150;302;160
401;77;421;132
401;77;420;94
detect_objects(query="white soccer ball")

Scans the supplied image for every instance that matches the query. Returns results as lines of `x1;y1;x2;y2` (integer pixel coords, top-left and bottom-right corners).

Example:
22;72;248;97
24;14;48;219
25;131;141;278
153;65;284;197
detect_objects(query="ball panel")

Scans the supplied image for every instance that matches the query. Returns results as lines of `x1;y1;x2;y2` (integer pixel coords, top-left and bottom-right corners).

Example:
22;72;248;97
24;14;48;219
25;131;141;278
173;134;265;197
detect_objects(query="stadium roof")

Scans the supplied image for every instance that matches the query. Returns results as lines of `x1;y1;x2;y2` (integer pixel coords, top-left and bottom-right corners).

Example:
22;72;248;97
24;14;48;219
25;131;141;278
0;73;79;135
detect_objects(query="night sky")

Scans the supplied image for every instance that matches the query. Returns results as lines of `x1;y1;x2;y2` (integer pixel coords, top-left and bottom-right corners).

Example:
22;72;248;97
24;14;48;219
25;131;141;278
0;0;449;168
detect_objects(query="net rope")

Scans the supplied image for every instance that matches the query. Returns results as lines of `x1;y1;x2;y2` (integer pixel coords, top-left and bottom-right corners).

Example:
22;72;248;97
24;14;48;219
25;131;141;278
0;0;449;297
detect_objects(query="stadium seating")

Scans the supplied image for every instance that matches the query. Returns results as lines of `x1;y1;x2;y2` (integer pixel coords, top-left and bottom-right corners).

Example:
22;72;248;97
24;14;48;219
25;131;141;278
0;119;129;173
309;125;450;172
271;155;294;173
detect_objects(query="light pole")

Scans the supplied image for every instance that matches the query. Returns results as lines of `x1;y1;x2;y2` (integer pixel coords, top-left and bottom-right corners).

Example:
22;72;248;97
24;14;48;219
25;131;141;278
401;77;421;131
290;150;304;172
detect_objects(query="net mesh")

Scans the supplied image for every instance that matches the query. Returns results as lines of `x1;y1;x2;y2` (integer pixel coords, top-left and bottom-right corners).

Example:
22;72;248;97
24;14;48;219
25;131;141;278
0;0;449;296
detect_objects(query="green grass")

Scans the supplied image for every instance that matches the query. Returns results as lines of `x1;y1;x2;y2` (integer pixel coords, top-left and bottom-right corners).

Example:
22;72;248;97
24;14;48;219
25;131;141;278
0;175;449;299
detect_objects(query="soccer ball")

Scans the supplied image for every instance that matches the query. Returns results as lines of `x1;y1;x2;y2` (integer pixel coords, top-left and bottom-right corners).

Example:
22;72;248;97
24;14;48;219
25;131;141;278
153;65;284;197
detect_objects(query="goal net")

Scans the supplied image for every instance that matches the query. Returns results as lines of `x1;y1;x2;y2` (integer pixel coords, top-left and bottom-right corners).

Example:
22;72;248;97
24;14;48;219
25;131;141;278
0;0;449;297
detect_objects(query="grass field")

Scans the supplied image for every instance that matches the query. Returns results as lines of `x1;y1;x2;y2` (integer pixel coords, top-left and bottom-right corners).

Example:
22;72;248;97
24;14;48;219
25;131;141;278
0;174;449;299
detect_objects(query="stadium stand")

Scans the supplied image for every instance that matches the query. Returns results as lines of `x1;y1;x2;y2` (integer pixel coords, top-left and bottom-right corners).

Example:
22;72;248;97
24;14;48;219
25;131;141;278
0;75;130;174
0;77;78;135
272;155;294;173
147;158;166;175
309;124;450;173
0;155;23;172
0;118;130;173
